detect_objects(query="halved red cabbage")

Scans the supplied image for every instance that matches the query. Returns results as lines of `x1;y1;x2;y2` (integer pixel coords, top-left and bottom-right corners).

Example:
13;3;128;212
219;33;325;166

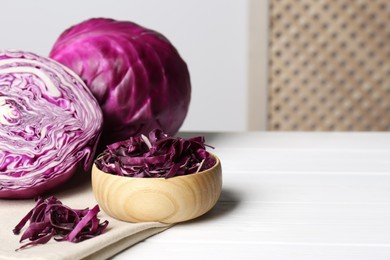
49;18;191;148
0;50;103;199
95;129;215;178
13;196;108;250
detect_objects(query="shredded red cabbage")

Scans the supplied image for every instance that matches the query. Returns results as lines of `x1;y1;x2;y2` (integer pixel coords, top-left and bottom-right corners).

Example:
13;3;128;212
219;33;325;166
13;196;108;250
95;129;216;178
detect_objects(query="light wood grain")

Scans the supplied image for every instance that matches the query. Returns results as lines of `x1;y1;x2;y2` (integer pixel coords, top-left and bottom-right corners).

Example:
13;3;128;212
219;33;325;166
111;132;390;260
92;155;222;224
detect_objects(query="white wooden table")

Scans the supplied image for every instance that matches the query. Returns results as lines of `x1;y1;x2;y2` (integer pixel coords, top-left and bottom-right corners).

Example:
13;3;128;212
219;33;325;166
113;132;390;259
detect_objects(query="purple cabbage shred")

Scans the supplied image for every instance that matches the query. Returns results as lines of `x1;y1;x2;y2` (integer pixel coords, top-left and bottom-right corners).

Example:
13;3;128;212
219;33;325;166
13;196;108;250
95;129;216;178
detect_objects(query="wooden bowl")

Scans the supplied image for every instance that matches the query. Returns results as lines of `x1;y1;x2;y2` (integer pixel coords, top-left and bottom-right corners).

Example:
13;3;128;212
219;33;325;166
91;154;222;224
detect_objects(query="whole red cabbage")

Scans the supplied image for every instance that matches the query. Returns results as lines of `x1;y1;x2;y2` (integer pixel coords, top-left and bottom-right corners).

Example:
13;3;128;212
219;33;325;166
0;50;103;199
49;18;191;148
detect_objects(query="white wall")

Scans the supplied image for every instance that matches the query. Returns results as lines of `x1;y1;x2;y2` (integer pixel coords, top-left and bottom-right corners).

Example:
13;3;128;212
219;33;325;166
1;0;266;132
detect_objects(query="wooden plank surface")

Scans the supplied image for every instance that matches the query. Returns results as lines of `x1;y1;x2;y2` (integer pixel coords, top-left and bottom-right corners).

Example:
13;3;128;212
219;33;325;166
112;133;390;259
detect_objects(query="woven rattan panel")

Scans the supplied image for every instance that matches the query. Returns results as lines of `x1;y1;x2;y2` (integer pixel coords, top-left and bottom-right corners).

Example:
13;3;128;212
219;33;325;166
268;0;390;131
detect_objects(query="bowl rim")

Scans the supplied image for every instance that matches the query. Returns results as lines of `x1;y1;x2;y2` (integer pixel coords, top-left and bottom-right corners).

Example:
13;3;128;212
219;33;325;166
92;152;221;180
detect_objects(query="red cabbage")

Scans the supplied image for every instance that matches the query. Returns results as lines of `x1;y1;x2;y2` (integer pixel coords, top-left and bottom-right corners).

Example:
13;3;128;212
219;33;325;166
50;18;191;148
13;196;108;250
95;129;215;178
0;50;103;199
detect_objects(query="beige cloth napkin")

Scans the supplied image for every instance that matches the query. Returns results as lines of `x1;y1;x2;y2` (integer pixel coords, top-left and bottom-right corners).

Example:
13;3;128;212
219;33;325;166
0;172;171;260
